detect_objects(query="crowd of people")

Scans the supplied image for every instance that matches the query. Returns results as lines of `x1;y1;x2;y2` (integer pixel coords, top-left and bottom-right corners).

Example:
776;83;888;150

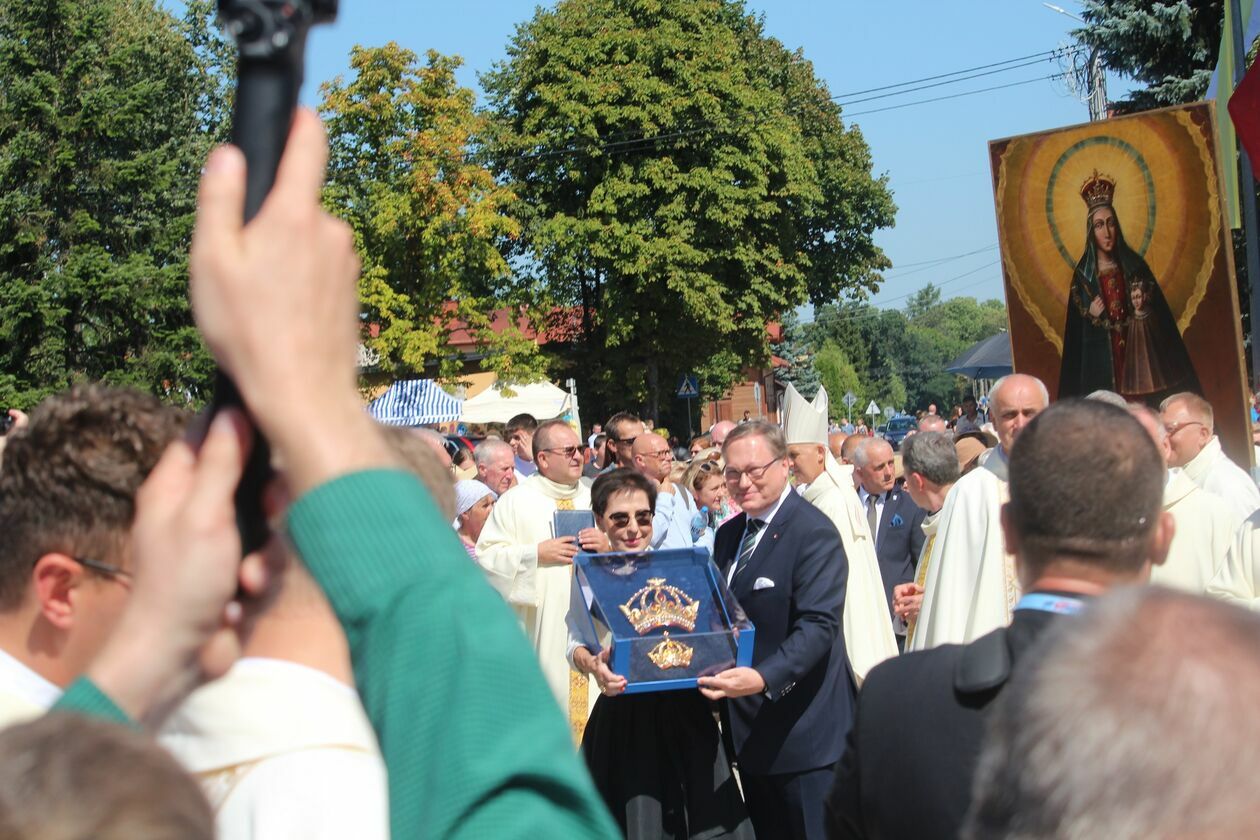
3;109;1260;840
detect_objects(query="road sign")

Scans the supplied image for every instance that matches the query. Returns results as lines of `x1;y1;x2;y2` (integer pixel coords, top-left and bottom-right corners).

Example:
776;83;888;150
843;390;856;406
883;406;896;419
676;374;700;399
865;400;880;416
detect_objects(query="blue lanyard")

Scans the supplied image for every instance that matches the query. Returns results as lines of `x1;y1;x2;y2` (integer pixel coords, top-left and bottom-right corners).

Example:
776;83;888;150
1014;593;1085;615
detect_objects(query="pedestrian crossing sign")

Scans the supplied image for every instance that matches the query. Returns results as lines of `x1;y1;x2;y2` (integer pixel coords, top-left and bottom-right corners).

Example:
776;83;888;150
676;375;700;399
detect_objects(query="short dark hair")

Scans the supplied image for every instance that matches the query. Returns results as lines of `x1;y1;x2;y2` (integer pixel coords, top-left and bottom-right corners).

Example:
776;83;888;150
0;712;213;839
1007;399;1164;576
963;394;977;405
592;433;607;449
504;413;538;437
901;432;960;486
531;418;575;459
0;385;186;610
604;411;642;443
590;468;657;516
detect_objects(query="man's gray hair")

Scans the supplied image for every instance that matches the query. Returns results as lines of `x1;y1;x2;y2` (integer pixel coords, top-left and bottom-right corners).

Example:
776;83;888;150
852;437;892;468
1085;389;1128;408
965;588;1260;839
901;432;959;487
989;374;1049;409
722;420;786;459
474;436;513;466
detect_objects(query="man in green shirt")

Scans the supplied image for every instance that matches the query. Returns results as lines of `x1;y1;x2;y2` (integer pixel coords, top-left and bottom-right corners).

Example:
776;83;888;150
53;109;617;839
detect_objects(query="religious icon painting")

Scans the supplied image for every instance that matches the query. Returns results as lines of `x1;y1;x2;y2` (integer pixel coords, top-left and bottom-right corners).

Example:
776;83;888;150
989;102;1251;465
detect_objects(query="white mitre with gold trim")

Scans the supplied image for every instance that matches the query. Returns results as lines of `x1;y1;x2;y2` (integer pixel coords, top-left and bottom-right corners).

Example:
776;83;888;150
782;383;829;445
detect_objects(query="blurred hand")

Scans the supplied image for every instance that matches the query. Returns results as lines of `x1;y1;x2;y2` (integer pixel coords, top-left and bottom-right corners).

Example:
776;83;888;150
577;527;610;553
537;536;579;566
86;410;275;725
189;109;390;494
698;666;766;700
1088;296;1105;319
892;582;924;622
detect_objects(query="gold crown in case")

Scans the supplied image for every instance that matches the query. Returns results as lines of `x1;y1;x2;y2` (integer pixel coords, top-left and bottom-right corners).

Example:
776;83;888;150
648;632;694;670
1080;170;1116;211
620;577;700;635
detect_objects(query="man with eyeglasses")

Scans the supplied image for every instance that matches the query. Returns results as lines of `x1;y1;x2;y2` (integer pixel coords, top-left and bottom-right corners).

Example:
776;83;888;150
1160;391;1260;520
603;411;644;471
0;384;185;727
696;420;853;840
630;433;694;550
477;419;607;724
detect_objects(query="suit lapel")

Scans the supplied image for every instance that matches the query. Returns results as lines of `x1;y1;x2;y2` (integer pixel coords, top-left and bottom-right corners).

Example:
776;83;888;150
734;493;800;595
877;490;897;547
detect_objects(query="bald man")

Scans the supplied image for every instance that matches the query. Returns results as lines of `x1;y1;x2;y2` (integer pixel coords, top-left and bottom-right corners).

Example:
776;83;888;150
1127;404;1239;595
917;414;947;434
828;431;848;462
907;374;1048;651
1160;392;1260;520
710;420;737;447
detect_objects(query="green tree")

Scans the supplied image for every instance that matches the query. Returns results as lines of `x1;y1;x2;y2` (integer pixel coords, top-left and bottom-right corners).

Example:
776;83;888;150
320;44;545;384
773;309;821;398
813;341;862;416
482;0;893;418
877;371;908;415
1074;0;1223;113
0;0;229;407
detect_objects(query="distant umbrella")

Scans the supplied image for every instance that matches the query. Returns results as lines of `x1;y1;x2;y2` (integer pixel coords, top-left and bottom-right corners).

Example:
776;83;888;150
945;332;1013;379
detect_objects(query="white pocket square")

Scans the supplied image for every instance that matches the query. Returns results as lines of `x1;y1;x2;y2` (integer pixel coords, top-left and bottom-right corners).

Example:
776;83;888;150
753;577;775;591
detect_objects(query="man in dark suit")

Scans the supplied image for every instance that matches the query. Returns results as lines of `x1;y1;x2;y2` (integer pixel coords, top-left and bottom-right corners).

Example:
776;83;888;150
697;420;853;840
854;438;926;620
826;399;1175;840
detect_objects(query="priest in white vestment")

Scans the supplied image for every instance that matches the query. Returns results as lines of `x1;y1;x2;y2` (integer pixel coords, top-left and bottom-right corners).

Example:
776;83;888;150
781;384;896;682
907;374;1047;652
891;432;961;643
1161;392;1260;520
477;420;606;716
1207;512;1260;607
1128;405;1240;594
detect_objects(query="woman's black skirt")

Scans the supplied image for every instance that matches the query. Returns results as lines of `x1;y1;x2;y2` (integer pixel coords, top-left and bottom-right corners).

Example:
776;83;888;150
581;690;755;839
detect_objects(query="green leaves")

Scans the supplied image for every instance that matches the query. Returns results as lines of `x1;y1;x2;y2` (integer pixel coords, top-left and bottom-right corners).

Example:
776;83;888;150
482;0;893;417
319;44;547;386
0;0;227;408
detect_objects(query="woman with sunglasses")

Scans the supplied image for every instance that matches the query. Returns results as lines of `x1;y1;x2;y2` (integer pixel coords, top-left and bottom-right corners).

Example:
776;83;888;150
679;457;730;552
567;469;753;839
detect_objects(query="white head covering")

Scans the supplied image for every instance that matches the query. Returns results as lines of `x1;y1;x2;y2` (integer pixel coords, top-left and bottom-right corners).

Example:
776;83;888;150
453;479;496;527
782;383;830;445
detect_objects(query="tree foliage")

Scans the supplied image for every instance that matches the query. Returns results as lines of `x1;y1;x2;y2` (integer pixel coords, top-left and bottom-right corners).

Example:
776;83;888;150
793;285;1007;412
1074;0;1223;113
813;341;862;418
0;0;230;407
320;44;547;384
482;0;894;419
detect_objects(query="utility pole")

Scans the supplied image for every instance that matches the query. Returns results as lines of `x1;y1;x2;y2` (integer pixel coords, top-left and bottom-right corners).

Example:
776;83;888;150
1044;4;1108;121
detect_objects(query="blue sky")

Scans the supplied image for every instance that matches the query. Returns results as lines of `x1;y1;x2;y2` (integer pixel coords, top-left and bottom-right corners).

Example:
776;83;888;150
284;1;1131;313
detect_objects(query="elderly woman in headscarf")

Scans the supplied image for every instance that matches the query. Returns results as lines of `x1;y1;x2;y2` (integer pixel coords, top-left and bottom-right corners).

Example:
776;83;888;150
453;479;496;561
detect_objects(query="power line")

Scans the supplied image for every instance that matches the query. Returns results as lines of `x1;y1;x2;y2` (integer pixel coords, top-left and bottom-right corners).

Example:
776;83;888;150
830;48;1075;99
799;263;1003;331
883;244;998;275
833;54;1077;107
845;73;1068;118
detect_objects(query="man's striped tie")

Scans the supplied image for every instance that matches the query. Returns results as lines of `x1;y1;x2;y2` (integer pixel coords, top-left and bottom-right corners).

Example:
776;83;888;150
732;518;766;580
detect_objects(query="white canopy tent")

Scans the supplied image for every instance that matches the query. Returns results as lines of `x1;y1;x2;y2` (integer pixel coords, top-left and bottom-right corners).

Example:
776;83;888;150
459;379;581;433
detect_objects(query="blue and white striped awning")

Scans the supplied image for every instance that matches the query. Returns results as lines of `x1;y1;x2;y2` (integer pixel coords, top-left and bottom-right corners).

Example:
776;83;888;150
368;379;463;426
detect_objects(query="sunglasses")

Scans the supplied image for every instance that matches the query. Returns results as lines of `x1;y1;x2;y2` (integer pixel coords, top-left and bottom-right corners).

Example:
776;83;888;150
540;445;582;459
607;510;653;528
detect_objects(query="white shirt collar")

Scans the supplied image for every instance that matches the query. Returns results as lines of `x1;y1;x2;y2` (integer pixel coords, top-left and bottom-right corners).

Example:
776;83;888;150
749;482;793;529
0;647;62;710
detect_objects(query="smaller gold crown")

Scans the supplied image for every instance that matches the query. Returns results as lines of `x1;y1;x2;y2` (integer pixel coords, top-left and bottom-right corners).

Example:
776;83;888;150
620;577;700;635
1080;170;1116;211
648;632;694;670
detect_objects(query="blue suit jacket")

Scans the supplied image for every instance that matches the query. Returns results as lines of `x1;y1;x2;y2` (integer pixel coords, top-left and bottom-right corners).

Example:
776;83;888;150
866;487;927;609
713;490;855;775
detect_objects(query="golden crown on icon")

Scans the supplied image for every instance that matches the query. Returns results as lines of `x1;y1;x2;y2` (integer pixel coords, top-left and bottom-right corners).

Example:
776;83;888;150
620;577;700;634
1080;170;1116;211
648;632;694;670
